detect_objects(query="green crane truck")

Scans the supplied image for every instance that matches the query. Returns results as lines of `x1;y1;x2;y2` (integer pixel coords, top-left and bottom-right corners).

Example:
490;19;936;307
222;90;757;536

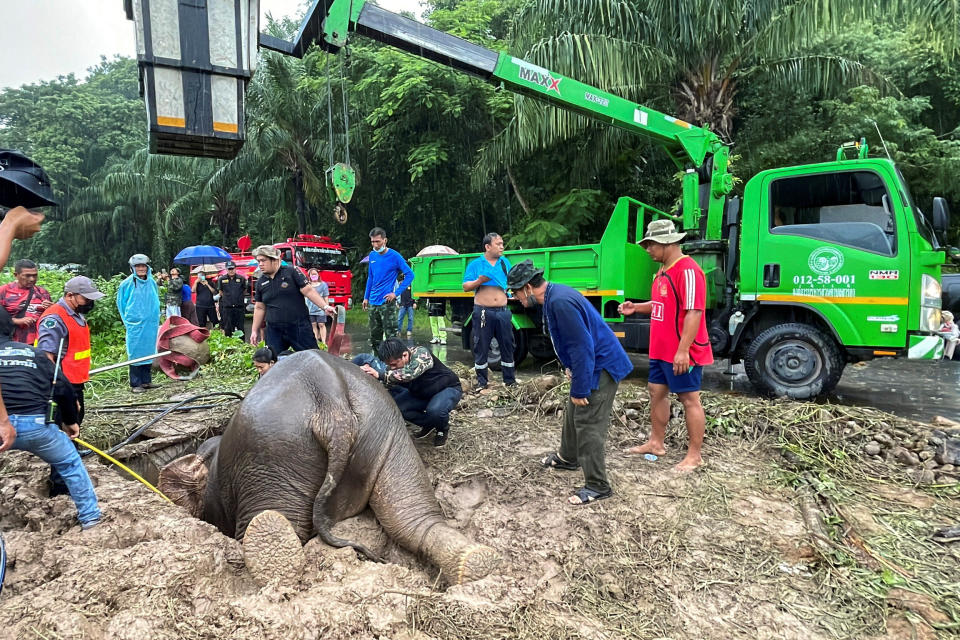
125;0;952;399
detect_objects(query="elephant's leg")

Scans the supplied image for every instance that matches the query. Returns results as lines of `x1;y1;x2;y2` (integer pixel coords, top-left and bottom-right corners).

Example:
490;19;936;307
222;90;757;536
367;437;499;584
310;417;383;562
242;510;305;587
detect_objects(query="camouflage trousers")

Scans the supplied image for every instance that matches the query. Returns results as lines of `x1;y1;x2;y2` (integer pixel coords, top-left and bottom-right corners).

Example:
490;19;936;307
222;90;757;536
368;303;398;353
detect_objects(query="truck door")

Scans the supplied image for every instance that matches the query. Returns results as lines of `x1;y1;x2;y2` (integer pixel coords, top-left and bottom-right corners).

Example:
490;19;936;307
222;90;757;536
755;167;910;347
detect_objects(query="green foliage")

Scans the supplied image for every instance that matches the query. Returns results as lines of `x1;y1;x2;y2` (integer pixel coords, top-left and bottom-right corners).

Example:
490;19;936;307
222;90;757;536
1;2;959;274
507;188;608;247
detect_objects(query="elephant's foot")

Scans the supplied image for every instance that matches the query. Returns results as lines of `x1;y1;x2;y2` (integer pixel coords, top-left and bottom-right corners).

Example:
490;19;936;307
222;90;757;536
424;527;500;584
242;510;305;587
451;544;499;585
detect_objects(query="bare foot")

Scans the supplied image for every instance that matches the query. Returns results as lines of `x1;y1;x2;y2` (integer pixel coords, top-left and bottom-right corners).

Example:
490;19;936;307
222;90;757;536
672;455;703;473
624;442;666;456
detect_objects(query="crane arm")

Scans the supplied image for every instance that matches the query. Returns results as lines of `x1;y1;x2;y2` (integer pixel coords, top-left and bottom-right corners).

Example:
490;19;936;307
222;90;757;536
263;0;732;238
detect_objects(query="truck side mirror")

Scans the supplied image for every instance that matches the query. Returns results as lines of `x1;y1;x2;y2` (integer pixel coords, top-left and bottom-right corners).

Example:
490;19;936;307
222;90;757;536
932;197;951;245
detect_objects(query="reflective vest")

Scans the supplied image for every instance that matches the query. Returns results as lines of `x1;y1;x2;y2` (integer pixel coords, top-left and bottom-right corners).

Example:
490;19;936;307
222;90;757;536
38;303;91;384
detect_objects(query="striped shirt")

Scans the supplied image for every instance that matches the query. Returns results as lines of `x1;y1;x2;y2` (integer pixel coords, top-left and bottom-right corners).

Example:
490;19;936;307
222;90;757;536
649;255;714;366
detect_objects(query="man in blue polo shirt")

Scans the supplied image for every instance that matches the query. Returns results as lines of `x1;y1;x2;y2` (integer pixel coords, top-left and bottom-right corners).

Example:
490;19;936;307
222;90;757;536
462;232;514;390
363;227;414;352
508;259;633;506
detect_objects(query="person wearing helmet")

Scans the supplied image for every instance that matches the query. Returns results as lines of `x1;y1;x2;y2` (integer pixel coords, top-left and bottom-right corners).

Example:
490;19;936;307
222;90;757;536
507;259;632;506
0;150;55;456
117;254;161;393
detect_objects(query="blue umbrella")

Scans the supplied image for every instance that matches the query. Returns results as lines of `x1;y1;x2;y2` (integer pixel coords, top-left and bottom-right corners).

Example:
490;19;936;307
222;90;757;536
173;245;232;265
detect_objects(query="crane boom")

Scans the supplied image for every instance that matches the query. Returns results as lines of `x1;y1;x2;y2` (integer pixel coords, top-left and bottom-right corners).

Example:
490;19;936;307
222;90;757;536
259;0;732;239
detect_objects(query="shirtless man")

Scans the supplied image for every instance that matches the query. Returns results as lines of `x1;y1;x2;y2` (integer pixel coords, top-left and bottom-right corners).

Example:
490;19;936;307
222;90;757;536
619;220;713;472
462;233;515;390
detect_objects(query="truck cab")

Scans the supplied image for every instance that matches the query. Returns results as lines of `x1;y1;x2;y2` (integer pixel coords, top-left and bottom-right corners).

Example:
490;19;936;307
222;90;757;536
274;234;353;309
730;156;946;397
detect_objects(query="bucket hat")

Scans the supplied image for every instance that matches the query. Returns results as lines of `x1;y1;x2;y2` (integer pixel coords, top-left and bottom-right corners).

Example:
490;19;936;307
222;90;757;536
506;259;545;290
639;219;686;245
252;245;281;260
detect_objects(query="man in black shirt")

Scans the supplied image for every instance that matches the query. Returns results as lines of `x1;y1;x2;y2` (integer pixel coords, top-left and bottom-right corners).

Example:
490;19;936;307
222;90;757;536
359;337;462;447
249;245;333;354
0;308;101;529
192;269;219;329
218;261;248;339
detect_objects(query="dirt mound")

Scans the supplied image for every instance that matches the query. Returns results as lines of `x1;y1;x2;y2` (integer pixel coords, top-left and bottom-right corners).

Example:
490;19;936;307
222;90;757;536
2;380;958;639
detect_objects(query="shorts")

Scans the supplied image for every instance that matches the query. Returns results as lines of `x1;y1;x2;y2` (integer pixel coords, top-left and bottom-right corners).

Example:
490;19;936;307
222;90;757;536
309;314;326;324
648;359;703;393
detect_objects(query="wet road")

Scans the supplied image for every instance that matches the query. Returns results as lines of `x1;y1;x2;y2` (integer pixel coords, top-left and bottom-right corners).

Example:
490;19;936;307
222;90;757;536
335;325;959;424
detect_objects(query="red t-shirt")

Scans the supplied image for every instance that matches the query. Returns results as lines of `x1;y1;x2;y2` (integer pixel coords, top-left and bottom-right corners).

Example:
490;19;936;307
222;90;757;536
0;282;52;345
649;255;714;366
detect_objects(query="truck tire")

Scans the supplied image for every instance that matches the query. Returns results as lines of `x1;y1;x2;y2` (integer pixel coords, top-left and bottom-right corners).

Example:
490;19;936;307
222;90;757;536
744;322;845;399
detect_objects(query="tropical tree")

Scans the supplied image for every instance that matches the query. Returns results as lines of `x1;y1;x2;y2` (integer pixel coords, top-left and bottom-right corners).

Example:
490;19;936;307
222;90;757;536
69;149;217;273
476;0;959;182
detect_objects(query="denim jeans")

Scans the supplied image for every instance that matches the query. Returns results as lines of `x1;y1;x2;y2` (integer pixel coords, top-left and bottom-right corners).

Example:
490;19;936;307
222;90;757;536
397;306;414;333
389;386;462;432
10;414;100;525
351;353;387;376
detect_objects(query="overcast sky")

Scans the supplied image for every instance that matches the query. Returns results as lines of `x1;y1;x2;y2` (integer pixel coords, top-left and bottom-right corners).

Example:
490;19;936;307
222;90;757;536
0;0;425;89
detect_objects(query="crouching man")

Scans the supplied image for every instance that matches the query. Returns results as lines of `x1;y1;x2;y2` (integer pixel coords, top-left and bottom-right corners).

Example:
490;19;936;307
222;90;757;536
0;307;101;530
358;338;462;447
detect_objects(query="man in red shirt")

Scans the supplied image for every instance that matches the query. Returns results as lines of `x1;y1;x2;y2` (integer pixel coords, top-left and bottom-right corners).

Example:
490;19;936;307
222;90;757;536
0;259;52;344
620;219;713;471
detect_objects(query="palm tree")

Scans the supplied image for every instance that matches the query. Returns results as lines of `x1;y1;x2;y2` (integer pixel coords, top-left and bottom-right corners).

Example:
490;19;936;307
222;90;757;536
242;51;333;234
476;0;958;179
68;149;215;272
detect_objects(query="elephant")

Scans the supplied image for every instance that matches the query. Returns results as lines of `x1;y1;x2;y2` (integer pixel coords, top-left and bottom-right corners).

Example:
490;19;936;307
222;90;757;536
158;350;497;585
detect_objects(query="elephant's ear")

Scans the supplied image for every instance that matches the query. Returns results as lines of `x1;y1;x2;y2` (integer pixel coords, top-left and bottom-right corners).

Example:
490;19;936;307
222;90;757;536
159;454;208;518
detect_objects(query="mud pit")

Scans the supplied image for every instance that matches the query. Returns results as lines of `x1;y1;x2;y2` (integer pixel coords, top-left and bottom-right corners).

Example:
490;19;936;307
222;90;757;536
2;376;958;639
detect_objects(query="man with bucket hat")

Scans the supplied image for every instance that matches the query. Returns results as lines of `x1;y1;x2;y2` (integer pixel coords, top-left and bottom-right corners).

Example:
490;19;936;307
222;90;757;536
0;149;55;456
249;244;333;354
620;219;713;472
507;259;632;506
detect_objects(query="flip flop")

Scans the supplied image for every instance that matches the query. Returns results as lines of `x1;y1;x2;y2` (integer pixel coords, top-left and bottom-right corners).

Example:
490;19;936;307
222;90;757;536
541;452;579;471
568;486;613;506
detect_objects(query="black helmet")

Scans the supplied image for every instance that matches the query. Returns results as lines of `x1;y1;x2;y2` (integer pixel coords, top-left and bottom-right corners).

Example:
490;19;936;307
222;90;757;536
506;259;544;290
0;150;58;208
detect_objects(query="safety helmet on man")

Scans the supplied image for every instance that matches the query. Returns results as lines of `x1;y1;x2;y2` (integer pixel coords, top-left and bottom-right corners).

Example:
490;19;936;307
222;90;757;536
129;253;151;267
506;259;545;290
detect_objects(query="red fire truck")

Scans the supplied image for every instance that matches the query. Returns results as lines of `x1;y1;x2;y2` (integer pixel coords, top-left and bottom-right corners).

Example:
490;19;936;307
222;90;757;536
228;234;353;309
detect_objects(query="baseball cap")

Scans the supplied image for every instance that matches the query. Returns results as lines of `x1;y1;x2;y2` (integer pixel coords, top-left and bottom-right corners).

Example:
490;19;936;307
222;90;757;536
64;276;105;300
252;245;281;259
225;260;236;268
0;149;58;208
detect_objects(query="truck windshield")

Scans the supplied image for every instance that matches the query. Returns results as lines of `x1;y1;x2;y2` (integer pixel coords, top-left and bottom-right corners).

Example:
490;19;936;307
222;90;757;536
895;166;938;247
295;247;350;270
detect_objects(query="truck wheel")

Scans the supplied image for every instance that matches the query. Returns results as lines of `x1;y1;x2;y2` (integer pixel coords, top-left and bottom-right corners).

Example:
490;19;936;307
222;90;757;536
744;322;845;399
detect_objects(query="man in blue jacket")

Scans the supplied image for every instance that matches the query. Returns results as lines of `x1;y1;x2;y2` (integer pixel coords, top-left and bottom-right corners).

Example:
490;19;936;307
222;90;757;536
508;260;633;505
362;227;414;352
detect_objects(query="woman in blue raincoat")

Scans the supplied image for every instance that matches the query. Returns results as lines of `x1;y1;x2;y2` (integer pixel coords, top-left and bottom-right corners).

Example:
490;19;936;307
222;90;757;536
117;253;161;393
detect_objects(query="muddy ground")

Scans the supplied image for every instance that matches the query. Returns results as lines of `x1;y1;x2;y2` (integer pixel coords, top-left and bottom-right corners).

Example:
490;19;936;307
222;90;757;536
1;373;958;640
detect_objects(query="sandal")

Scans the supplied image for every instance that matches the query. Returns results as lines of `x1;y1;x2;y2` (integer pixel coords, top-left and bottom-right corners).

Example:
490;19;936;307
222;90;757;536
568;486;613;506
541;452;579;471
